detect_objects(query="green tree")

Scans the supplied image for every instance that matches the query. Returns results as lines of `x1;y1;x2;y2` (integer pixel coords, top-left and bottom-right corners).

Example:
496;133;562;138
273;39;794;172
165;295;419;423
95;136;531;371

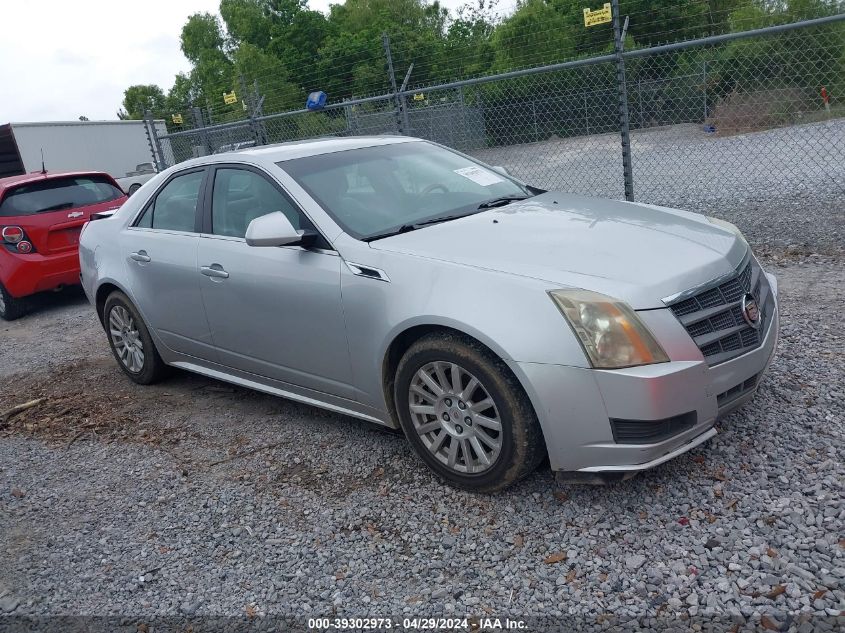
181;13;227;62
491;0;574;71
122;84;167;119
122;0;845;127
441;1;499;81
265;7;330;91
315;0;450;97
165;73;198;111
233;43;303;112
181;12;236;110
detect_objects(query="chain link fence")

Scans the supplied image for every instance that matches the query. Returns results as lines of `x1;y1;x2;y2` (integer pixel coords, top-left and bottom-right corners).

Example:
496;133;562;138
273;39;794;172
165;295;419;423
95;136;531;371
149;12;845;214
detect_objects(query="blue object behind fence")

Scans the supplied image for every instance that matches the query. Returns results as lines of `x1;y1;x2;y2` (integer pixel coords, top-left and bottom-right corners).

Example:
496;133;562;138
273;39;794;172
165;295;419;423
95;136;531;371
306;91;327;111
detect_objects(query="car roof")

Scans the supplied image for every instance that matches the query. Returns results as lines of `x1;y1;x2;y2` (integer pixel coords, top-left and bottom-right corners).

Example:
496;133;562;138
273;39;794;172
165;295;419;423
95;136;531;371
181;135;421;168
0;170;115;192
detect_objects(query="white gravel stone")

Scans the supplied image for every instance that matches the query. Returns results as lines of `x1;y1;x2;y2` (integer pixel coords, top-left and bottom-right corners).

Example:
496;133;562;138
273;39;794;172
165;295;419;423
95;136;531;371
626;555;647;570
0;248;842;624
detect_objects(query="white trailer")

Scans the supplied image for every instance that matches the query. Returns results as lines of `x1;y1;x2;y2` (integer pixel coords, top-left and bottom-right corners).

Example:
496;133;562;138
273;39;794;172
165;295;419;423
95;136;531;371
0;120;167;182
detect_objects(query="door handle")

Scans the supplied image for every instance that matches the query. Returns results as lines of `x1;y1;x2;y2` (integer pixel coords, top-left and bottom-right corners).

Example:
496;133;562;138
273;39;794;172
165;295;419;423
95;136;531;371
130;250;151;263
200;264;229;279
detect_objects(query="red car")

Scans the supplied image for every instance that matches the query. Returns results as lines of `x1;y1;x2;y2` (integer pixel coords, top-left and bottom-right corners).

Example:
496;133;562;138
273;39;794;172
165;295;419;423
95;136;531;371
0;171;127;320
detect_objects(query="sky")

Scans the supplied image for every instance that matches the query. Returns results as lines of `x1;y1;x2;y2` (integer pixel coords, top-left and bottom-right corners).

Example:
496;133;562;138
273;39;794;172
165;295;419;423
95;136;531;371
1;0;515;123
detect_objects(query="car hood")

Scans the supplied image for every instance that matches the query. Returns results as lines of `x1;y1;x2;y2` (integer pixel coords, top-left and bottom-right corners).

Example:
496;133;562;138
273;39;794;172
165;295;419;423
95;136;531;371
369;192;748;309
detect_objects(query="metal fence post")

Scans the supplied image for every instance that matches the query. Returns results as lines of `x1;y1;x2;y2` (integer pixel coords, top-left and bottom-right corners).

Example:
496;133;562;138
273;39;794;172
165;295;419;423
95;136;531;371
253;80;269;145
611;0;635;201
143;109;165;170
702;60;708;122
382;33;405;135
239;74;260;145
343;99;355;135
191;106;212;156
458;85;467;148
398;64;414;136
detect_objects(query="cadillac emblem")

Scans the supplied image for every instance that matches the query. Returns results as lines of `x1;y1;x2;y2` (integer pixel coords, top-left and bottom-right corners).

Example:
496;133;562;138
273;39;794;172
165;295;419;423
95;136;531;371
741;293;761;329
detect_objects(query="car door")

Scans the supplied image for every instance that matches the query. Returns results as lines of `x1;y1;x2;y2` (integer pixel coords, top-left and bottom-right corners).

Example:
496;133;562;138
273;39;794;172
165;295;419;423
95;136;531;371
123;167;217;361
196;164;354;398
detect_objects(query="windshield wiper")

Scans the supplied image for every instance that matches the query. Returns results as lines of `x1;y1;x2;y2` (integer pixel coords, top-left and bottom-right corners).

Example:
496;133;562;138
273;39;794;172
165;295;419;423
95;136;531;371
413;210;482;227
362;223;419;242
363;210;483;242
477;194;529;210
36;202;74;213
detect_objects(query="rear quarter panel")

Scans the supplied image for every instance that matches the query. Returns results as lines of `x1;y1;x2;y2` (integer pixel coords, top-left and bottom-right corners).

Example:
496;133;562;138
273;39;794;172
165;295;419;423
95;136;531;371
79;191;148;317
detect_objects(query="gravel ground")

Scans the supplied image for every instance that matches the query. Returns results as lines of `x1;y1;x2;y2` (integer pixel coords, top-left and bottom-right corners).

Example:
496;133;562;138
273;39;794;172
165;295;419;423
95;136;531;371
1;131;843;630
0;257;842;630
473;119;845;257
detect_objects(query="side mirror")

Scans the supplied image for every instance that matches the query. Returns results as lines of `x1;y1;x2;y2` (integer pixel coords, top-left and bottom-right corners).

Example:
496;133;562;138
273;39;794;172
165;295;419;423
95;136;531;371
491;165;510;176
245;212;308;247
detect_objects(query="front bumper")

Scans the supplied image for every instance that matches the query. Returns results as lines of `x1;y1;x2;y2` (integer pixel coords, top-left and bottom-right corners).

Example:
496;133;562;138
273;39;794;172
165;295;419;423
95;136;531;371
510;272;779;473
0;248;82;298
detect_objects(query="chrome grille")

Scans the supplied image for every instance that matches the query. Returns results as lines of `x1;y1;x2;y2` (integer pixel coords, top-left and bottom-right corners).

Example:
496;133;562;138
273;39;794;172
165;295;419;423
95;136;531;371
665;254;772;366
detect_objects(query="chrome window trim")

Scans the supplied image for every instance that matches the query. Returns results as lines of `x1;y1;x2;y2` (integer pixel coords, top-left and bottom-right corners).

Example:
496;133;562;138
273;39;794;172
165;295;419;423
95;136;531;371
126;226;198;237
129;166;207;231
197;231;338;256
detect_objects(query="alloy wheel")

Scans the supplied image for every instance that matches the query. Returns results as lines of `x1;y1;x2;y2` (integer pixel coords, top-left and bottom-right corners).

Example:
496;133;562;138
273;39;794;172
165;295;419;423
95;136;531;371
408;361;503;474
109;305;145;373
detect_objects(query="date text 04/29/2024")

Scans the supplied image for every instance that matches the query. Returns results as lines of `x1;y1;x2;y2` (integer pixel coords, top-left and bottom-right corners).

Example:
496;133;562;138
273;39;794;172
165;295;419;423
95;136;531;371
307;617;528;630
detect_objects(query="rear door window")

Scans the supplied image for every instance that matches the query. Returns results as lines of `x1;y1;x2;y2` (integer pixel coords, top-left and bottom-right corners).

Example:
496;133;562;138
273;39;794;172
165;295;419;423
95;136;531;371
0;176;124;217
135;170;205;232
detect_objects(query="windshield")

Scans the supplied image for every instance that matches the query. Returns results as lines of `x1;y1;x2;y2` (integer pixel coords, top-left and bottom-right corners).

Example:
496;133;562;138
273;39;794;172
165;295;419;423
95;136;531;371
0;175;124;217
277;141;529;240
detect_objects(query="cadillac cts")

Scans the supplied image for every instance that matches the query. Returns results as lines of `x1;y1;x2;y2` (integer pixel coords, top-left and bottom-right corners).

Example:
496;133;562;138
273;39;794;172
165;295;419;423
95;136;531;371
79;137;778;492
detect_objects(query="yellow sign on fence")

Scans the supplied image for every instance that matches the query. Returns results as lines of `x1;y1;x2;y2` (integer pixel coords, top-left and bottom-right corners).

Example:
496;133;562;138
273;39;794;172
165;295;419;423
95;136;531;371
413;93;425;101
171;113;183;124
223;90;238;105
583;3;611;27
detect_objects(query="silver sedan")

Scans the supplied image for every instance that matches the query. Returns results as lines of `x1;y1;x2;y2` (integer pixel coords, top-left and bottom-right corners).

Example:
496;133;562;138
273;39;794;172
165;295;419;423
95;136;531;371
79;137;778;492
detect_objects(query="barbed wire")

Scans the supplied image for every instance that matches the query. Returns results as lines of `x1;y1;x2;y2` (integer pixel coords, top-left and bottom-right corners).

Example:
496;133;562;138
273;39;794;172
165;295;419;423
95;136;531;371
152;1;843;127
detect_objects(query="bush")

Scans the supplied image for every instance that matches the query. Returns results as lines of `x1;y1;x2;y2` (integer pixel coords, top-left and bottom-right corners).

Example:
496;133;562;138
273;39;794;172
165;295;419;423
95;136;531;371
709;87;815;134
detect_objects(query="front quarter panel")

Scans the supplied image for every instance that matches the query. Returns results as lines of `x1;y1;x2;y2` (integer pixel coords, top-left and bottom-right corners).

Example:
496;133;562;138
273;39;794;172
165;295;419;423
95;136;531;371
336;236;590;412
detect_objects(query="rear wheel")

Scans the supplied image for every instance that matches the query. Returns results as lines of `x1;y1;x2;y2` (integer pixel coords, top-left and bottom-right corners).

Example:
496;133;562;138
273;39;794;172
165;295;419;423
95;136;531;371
0;282;27;321
104;291;168;384
394;332;545;493
128;183;141;196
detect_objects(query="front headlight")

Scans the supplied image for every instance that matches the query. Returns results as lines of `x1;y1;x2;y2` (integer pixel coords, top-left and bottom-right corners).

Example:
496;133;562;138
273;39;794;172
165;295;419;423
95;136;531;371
706;216;746;241
548;290;669;369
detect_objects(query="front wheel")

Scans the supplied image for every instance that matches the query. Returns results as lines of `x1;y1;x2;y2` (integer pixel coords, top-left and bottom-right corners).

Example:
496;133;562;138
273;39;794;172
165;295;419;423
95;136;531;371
128;183;141;196
0;282;27;321
394;332;545;493
103;291;169;384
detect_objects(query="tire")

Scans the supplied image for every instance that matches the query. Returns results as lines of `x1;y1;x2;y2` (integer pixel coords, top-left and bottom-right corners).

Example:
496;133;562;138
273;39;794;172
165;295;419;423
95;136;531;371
394;332;545;493
128;183;141;196
0;282;28;321
103;290;169;384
